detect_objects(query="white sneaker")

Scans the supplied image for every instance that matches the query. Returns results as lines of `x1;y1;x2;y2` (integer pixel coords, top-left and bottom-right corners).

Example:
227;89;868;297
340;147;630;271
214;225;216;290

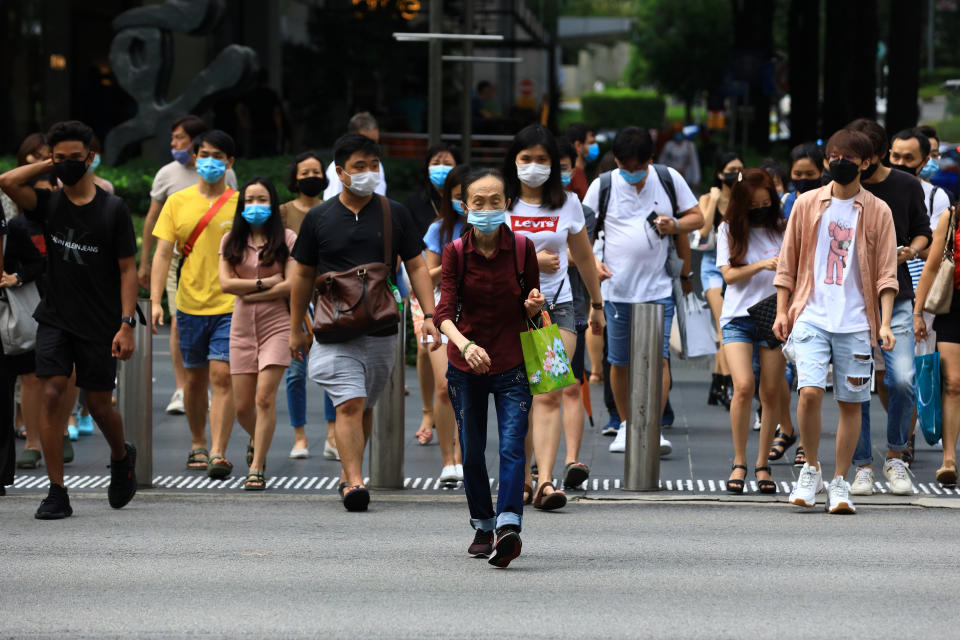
752;411;762;432
289;447;310;459
455;464;464;481
439;465;459;485
323;442;340;461
165;388;185;415
660;434;672;457
789;463;823;508
608;422;627;453
850;467;875;495
883;457;914;495
825;477;856;514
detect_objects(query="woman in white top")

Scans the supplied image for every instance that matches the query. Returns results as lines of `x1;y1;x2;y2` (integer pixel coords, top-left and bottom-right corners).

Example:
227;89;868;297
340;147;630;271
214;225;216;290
715;169;787;495
503;125;605;509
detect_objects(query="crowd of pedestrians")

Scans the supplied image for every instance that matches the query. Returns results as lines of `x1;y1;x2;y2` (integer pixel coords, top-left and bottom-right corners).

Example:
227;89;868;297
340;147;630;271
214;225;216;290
1;110;958;568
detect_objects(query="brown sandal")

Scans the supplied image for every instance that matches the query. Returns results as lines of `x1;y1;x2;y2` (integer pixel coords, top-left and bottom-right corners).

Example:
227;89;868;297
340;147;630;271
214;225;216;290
523;483;533;505
533;481;567;511
936;463;958;487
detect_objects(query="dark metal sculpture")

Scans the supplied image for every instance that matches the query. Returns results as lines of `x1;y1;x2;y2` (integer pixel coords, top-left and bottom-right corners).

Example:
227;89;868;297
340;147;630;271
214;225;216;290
104;0;258;164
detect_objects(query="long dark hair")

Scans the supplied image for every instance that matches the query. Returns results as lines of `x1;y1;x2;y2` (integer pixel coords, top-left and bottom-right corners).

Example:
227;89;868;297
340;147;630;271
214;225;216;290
418;142;461;200
222;177;288;268
503;124;566;211
725;169;786;267
438;164;471;246
712;151;743;188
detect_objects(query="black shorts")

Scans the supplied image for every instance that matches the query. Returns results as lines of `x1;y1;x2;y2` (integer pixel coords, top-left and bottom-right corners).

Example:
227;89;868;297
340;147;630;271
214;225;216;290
933;292;960;344
35;323;117;391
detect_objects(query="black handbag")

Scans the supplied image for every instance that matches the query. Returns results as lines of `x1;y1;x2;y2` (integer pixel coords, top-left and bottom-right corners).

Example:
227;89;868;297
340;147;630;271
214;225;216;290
746;293;782;347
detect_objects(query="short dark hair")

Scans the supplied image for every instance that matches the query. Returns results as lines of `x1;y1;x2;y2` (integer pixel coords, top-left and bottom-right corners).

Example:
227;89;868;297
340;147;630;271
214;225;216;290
788;142;824;171
193;129;236;157
503;124;567;211
16;132;47;167
846;118;887;158
46;120;94;150
172;115;209;140
918;124;939;143
825;129;873;163
612;126;653;163
760;157;787;188
556;136;578;166
462;167;504;202
564;122;593;145
891;127;931;157
333;133;380;168
418;143;462;197
287;150;327;193
347;111;378;133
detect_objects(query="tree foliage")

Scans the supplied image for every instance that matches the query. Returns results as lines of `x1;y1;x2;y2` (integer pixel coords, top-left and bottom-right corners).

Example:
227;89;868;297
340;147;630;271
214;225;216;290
629;0;733;104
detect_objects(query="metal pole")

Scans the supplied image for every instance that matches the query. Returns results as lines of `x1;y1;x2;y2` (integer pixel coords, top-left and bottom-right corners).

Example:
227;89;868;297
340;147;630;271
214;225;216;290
428;0;443;147
622;303;663;492
117;299;152;488
461;0;474;163
370;311;406;489
927;0;935;73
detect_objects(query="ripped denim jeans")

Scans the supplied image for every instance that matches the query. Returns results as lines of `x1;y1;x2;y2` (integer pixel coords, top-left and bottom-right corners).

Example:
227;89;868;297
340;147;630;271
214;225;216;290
784;321;874;403
447;363;531;532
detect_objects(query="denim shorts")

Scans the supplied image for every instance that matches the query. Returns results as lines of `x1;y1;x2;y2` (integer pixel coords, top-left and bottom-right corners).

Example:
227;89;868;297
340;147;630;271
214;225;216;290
605;297;674;366
783;321;873;403
546;301;576;334
176;311;231;369
721;316;778;349
700;250;724;291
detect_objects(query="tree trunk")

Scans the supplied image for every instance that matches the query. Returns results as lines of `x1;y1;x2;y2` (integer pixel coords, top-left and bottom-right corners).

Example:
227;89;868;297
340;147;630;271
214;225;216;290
788;0;820;145
886;2;922;135
822;0;877;135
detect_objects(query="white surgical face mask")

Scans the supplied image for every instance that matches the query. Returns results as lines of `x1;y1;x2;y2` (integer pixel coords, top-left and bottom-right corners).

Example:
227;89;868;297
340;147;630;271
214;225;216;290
516;162;552;188
343;170;380;196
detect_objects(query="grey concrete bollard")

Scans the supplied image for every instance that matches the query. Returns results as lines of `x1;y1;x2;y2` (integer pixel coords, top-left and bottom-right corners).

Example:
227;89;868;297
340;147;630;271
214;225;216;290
117;299;152;488
622;302;663;492
370;311;406;489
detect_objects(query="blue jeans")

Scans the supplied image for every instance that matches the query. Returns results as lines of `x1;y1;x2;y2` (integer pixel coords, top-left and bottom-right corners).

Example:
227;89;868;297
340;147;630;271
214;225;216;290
605;297;674;365
176;311;231;368
287;357;337;428
855;299;915;466
447;364;531;532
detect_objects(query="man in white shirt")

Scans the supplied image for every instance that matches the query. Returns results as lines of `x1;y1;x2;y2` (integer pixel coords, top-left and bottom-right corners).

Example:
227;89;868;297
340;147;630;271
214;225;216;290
323;112;387;200
583;126;703;457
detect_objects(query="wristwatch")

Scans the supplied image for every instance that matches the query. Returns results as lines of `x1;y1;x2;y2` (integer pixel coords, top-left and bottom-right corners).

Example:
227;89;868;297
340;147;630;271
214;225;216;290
256;278;263;291
680;272;695;281
590;302;603;310
121;316;136;328
13;273;22;287
910;247;919;259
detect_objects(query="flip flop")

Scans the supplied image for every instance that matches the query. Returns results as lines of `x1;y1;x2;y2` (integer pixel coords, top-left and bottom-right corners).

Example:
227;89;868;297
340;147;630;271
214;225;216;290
562;462;590;489
936;463;958;487
187;447;210;470
523;483;533;505
533;481;567;511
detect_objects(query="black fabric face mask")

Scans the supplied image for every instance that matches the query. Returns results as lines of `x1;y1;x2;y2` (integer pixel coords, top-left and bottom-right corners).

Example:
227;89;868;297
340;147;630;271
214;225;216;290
722;172;739;187
53;159;88;186
829;159;860;186
747;205;775;225
297;176;326;197
860;162;879;181
792;178;821;194
889;163;919;176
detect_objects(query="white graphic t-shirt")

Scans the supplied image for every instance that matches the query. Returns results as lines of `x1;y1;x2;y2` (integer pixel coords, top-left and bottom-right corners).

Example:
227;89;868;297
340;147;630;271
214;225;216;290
506;191;585;305
715;222;782;326
797;196;869;333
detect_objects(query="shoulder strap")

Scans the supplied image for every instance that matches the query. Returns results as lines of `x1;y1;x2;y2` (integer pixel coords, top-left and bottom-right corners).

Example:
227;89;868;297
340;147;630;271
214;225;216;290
653;164;678;217
378;195;393;266
596;171;612;236
182;188;235;258
513;231;526;278
453;237;465;323
930;185;938;218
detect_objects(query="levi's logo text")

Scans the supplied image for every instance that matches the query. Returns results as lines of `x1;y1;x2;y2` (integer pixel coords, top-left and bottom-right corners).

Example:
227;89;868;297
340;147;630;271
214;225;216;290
510;216;559;233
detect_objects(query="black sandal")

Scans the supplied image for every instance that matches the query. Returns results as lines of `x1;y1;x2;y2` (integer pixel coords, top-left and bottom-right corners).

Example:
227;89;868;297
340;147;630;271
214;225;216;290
727;464;747;494
755;466;776;494
243;471;265;491
768;428;797;461
793;445;807;468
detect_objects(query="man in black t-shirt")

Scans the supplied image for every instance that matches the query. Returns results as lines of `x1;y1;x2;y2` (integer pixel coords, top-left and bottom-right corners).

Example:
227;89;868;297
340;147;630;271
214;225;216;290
845;118;931;497
290;133;442;512
0;120;139;519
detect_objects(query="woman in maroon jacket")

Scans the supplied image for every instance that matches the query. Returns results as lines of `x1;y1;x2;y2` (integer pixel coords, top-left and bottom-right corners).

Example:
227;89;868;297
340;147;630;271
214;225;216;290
435;168;545;568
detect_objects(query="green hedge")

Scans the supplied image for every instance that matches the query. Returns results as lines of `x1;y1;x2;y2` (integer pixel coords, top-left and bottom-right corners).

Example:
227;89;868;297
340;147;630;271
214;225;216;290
581;88;666;129
919;67;960;87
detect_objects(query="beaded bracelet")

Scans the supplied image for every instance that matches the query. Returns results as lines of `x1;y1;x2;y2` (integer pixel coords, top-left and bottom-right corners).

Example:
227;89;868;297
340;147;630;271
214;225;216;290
460;341;476;358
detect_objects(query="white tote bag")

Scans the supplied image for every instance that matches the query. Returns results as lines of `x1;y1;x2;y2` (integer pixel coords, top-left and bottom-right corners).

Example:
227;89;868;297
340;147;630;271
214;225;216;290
670;293;717;359
0;237;41;355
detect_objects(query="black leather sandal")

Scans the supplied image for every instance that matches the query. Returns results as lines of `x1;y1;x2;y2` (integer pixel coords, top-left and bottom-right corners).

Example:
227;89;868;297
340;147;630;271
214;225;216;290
727;464;747;494
768;428;797;461
755;466;776;494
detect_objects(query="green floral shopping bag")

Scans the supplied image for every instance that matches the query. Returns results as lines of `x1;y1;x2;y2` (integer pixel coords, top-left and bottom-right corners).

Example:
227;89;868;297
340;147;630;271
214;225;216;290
520;312;577;395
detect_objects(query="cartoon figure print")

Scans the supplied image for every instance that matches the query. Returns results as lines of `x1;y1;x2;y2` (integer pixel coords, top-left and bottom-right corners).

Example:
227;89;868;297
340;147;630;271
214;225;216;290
825;220;854;285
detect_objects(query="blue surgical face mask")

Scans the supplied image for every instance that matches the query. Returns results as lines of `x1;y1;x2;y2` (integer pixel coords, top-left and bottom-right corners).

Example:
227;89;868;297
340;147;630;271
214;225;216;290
467;209;506;235
241;203;272;226
673;133;683;142
87;153;101;173
429;165;453;189
451;200;465;216
585;142;599;163
561;171;572;187
919;157;939;179
619;167;647;185
171;147;192;165
196;156;227;184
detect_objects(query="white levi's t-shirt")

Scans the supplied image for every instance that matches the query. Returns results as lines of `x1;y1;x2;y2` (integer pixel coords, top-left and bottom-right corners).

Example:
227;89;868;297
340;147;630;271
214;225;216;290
583;167;698;303
506;191;585;305
796;195;869;333
715;221;783;326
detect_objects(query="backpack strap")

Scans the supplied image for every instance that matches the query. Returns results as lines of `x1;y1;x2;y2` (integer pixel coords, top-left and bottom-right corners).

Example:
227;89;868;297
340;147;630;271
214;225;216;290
452;230;528;325
653;164;679;217
453;237;465;324
595;171;612;238
930;185;938;220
